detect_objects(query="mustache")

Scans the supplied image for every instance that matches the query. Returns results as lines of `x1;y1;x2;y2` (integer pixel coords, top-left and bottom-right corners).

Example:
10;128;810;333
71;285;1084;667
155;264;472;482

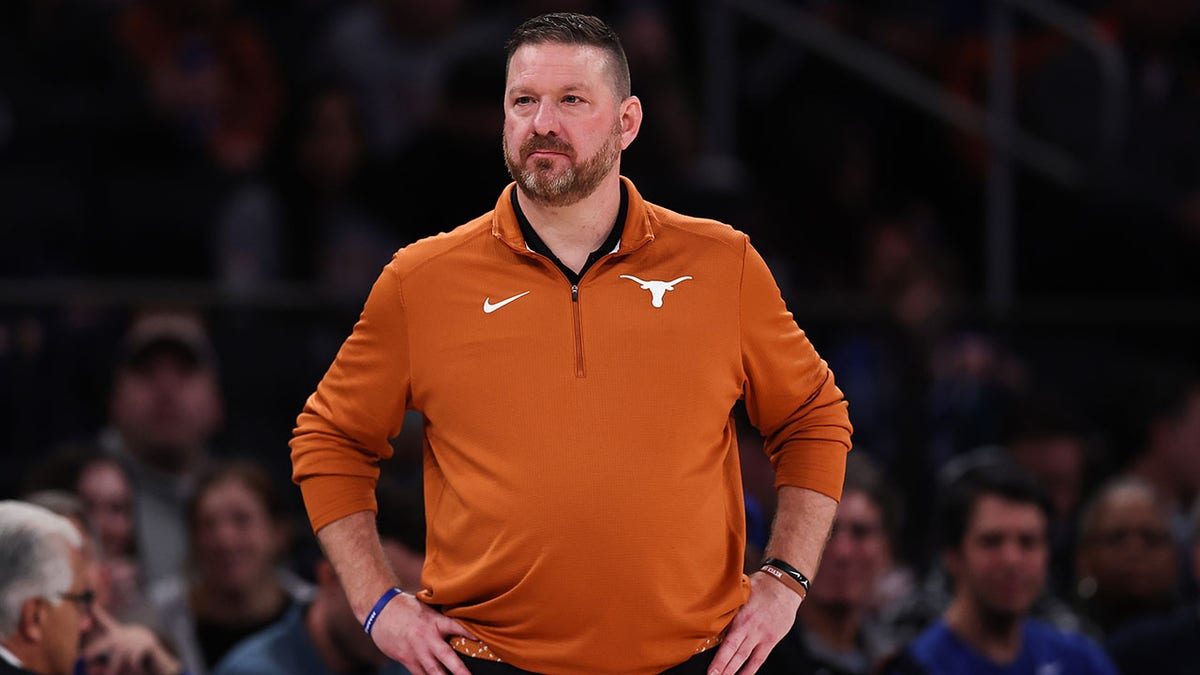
521;135;574;158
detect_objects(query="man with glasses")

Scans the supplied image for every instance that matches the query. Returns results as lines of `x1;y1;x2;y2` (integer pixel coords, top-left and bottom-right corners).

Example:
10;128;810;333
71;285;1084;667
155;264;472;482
0;501;94;675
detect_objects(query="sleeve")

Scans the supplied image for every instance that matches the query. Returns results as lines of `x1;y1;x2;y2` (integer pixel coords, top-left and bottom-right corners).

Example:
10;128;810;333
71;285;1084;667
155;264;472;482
290;259;413;532
738;237;853;500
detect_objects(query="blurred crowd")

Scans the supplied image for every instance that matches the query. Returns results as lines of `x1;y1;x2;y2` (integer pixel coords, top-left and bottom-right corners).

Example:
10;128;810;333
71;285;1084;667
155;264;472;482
2;0;1199;673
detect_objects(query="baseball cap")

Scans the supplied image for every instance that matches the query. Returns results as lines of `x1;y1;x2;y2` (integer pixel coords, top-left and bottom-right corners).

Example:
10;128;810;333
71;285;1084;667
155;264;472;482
118;311;217;371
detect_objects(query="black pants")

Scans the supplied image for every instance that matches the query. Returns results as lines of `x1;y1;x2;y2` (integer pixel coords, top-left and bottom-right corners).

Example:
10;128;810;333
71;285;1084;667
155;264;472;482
462;649;716;674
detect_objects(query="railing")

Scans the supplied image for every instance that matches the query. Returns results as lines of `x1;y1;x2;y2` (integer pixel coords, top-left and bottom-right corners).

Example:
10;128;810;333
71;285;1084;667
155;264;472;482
702;0;1128;313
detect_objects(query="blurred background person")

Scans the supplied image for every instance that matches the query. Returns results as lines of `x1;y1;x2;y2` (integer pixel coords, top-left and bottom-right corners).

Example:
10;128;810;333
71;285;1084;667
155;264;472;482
214;79;398;300
149;461;309;675
1004;389;1099;598
0;500;92;675
761;453;907;674
1107;498;1200;674
885;464;1116;674
22;490;183;675
1072;476;1180;638
211;480;423;675
22;447;147;624
101;311;225;590
1121;366;1200;544
115;0;281;175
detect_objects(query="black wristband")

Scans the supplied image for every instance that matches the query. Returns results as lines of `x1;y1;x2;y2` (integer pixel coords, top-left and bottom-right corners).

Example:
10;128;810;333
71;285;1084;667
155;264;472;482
760;557;811;593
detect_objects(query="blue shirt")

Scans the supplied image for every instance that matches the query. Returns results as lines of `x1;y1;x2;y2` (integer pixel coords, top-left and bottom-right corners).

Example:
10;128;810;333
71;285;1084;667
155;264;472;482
908;619;1118;675
211;604;411;675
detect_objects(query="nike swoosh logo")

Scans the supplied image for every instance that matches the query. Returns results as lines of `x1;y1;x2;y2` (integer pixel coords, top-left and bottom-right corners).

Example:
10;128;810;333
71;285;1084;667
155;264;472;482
483;291;531;314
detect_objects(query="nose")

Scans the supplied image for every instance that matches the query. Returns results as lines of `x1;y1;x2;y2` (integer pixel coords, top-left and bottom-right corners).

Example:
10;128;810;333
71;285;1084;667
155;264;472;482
532;101;560;137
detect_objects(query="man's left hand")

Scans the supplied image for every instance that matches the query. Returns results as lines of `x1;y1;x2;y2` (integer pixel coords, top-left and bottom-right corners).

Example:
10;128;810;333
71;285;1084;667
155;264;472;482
706;572;802;675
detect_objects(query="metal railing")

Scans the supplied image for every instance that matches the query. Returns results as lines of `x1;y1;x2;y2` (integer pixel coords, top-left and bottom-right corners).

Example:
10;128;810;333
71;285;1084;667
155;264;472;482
702;0;1128;313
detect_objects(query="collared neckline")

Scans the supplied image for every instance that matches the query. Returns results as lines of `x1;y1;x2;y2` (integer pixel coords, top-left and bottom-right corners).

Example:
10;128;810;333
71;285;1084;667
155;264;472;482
491;177;656;267
0;644;24;669
510;182;626;285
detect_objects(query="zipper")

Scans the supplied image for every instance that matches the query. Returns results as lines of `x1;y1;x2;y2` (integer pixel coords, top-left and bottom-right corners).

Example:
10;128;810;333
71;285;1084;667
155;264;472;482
571;284;584;377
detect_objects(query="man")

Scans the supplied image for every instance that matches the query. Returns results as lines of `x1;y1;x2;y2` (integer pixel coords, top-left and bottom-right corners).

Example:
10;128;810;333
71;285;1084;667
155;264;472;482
1107;498;1200;674
1073;476;1179;637
290;13;852;675
101;310;225;587
211;482;422;675
21;490;184;675
0;501;94;675
1124;367;1200;544
761;454;902;674
889;465;1116;674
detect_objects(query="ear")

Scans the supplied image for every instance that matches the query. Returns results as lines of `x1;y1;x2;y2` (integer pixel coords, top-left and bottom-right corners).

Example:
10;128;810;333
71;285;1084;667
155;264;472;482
618;96;642;151
17;597;46;643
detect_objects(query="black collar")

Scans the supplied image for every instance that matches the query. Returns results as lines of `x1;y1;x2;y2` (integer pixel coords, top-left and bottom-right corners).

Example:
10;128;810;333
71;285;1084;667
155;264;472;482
510;183;627;285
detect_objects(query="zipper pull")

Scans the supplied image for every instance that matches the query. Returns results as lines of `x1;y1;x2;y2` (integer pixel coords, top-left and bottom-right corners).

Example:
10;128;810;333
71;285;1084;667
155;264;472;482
571;284;579;301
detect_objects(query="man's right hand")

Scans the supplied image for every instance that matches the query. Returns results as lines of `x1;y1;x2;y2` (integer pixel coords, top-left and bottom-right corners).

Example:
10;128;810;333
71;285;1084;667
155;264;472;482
369;592;477;675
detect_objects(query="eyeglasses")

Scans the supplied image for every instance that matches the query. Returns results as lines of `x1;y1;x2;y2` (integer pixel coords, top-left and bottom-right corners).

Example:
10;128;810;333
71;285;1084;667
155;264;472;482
57;589;96;611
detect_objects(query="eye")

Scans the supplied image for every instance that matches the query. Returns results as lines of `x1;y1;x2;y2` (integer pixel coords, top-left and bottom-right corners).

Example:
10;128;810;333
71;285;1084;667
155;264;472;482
514;96;534;106
562;95;582;104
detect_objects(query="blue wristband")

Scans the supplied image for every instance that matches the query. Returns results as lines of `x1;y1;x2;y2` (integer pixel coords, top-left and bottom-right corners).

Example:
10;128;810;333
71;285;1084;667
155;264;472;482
363;587;403;635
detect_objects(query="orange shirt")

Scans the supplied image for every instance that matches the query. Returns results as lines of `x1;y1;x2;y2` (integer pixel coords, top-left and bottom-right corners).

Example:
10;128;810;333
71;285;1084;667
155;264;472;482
291;178;852;674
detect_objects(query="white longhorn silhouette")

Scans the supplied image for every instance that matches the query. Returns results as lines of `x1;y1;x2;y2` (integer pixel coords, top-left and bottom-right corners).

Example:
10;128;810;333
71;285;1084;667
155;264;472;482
619;275;693;308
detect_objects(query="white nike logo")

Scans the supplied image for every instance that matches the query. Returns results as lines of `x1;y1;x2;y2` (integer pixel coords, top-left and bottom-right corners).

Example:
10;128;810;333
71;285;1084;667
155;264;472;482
483;291;531;314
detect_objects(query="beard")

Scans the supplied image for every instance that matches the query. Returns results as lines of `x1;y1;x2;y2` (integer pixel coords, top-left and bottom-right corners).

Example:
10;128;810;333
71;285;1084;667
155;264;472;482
504;123;622;207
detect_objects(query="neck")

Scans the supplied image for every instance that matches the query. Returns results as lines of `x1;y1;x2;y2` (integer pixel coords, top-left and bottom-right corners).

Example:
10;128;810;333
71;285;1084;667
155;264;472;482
126;440;203;477
193;578;285;624
516;175;622;273
944;595;1023;665
800;601;862;652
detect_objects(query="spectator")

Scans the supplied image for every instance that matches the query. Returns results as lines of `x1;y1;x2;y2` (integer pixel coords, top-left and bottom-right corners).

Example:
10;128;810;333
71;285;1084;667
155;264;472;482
22;447;146;623
762;453;907;674
22;490;183;675
1122;367;1200;543
1073;476;1180;637
314;0;508;159
149;461;310;675
214;80;397;300
0;500;92;675
101;310;225;589
211;480;423;675
1004;391;1097;597
884;464;1116;674
1107;498;1200;674
115;0;282;174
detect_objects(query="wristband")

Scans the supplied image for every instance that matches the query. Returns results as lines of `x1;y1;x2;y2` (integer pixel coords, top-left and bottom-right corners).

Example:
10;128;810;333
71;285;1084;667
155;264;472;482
363;587;403;635
759;557;811;600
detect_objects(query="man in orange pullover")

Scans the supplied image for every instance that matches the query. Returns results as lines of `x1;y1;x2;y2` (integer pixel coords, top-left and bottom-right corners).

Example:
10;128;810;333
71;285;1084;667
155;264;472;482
290;12;852;675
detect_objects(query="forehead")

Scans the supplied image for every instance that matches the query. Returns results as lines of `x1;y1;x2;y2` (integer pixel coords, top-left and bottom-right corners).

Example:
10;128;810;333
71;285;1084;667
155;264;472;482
506;42;613;93
967;494;1046;534
1092;487;1166;528
838;491;883;522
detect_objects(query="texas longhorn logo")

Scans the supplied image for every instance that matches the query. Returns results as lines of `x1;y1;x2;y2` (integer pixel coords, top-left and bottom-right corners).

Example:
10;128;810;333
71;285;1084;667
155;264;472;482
619;275;693;308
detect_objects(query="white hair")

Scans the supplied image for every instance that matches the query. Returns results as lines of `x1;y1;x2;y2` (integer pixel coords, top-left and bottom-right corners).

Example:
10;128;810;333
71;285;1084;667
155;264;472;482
0;500;84;637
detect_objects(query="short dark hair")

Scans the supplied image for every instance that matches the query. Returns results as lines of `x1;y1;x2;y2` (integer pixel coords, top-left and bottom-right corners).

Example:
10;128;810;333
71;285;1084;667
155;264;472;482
842;453;902;550
938;462;1052;550
505;12;631;99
